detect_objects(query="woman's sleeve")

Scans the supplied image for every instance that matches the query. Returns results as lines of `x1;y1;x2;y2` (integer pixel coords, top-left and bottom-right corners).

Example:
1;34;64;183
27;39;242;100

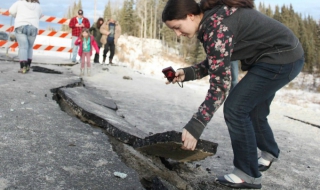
9;2;18;17
89;25;94;32
184;23;234;140
100;24;109;35
92;38;99;52
83;18;90;29
182;59;209;82
69;17;76;28
74;37;81;45
38;6;43;18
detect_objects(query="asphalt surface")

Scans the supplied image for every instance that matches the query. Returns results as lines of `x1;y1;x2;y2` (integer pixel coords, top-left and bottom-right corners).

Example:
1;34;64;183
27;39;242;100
0;61;144;190
1;57;320;190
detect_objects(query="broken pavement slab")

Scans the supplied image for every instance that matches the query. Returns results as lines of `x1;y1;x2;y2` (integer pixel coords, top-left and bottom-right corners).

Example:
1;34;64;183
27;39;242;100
133;131;218;162
56;87;218;161
57;87;149;144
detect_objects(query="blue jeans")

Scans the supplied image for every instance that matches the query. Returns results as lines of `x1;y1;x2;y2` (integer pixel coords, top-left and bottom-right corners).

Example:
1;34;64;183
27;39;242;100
15;25;38;61
71;36;79;62
230;60;239;90
223;56;304;181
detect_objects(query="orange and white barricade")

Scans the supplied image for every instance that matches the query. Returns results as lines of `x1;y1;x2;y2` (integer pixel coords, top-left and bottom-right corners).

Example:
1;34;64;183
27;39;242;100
0;8;72;55
0;40;72;53
0;8;70;25
0;24;71;38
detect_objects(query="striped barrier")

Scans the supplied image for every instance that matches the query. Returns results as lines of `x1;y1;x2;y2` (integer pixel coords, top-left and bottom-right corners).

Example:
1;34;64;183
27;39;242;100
41;15;70;26
0;8;70;25
0;24;71;38
0;24;13;32
0;9;9;16
0;40;72;53
0;8;72;55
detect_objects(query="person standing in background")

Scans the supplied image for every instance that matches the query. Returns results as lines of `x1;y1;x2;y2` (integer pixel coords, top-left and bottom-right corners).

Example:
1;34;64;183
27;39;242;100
9;0;42;74
74;28;99;77
100;18;121;65
89;17;104;64
230;60;239;90
69;9;90;63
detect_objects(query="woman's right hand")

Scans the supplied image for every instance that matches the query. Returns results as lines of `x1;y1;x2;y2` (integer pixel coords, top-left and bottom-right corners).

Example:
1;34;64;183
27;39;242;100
166;69;185;84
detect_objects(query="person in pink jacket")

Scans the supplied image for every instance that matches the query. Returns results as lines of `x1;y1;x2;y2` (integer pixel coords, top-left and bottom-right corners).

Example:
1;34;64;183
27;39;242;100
75;28;99;76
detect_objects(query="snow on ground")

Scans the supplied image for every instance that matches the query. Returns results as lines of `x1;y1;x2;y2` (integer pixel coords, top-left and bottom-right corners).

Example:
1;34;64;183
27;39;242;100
3;34;320;117
115;35;320;114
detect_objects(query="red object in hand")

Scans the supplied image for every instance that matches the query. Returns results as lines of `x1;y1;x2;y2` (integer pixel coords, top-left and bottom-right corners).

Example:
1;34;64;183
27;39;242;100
162;66;176;82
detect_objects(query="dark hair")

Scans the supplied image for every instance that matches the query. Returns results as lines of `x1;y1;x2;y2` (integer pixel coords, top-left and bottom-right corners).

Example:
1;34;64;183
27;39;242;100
27;0;40;3
96;17;104;29
162;0;201;22
80;28;90;40
162;0;254;21
200;0;254;12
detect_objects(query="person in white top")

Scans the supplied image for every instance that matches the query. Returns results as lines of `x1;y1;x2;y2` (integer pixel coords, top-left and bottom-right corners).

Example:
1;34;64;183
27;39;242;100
9;0;42;74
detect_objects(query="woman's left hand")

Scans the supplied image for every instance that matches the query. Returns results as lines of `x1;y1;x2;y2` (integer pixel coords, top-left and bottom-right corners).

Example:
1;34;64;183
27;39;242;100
165;69;185;85
181;128;197;151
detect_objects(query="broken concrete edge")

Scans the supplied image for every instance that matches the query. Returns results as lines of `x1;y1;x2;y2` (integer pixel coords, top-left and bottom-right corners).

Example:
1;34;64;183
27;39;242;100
58;87;148;139
53;85;218;162
0;57;76;66
108;136;190;190
91;101;118;111
133;131;218;155
56;87;141;145
81;86;118;111
50;80;84;94
31;66;63;74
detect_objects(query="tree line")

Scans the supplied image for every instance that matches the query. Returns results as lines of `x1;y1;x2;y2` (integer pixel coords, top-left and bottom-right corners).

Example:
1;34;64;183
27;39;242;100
61;0;320;75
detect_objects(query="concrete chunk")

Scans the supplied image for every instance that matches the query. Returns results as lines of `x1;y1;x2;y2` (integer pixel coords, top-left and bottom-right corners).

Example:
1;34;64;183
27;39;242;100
58;87;148;144
57;87;218;162
133;131;218;162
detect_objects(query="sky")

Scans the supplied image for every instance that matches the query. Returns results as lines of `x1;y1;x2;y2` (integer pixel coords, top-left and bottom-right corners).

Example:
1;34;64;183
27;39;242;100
254;0;320;19
0;0;122;30
0;0;319;30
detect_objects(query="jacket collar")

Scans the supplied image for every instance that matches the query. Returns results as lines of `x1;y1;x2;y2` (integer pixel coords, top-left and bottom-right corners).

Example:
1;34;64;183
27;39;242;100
197;5;222;42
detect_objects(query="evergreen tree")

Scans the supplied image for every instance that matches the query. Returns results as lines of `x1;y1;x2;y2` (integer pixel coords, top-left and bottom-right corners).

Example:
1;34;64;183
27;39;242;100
315;22;320;74
265;5;273;18
273;5;281;22
72;2;77;16
78;0;82;11
299;20;311;72
103;0;112;20
280;5;290;26
258;2;266;15
61;1;81;32
156;0;168;39
119;0;137;36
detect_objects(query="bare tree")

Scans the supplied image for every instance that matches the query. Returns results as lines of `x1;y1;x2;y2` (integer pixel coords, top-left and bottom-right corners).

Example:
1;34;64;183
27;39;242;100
149;3;153;39
136;0;144;38
144;0;147;38
154;0;157;38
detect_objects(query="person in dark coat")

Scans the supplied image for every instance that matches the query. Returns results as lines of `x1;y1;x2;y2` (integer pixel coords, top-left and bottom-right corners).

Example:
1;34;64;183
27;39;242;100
162;0;304;189
89;17;104;64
